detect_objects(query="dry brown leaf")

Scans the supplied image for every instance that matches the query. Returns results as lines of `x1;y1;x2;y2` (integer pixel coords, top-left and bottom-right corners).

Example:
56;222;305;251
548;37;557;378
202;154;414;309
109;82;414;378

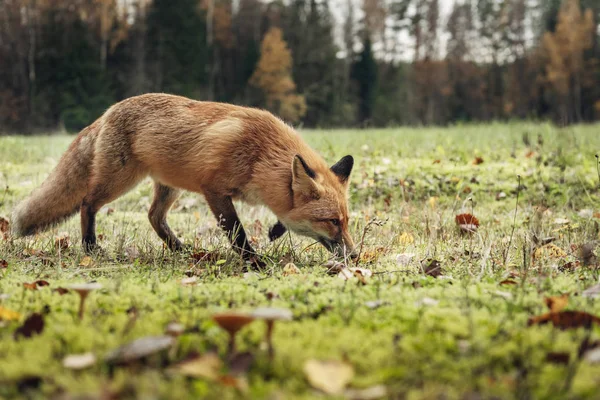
14;313;45;339
360;246;387;263
303;359;354;395
22;282;38;290
544;294;569;313
532;244;568;261
79;256;93;267
218;374;249;392
528;311;600;330
422;259;442;278
0;306;21;321
0;259;7;269
0;217;9;240
500;279;518;286
53;287;70;295
545;352;570;365
283;263;301;276
455;214;480;234
169;352;222;380
472;156;484;165
54;235;70;251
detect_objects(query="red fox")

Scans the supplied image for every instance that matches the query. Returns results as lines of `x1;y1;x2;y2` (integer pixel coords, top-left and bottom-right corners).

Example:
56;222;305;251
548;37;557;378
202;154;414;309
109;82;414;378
12;93;355;267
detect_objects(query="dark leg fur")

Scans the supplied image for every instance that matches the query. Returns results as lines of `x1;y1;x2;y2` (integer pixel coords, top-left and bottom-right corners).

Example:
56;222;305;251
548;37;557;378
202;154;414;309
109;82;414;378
149;182;182;251
268;220;287;241
204;192;266;269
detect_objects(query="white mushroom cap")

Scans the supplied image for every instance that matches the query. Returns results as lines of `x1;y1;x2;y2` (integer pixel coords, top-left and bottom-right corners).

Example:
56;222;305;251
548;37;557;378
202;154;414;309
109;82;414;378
251;307;293;321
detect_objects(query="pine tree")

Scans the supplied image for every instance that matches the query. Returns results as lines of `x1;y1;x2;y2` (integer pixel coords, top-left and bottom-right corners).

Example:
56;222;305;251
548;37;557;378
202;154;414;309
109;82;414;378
351;36;378;124
249;27;306;123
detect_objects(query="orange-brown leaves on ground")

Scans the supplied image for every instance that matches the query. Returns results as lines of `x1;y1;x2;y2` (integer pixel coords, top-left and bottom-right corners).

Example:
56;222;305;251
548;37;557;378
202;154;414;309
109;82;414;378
23;280;50;290
53;287;70;295
472;156;484;165
54;235;70;251
528;311;600;329
359;246;387;263
500;279;518;286
455;213;479;233
14;313;45;339
532;243;568;264
0;217;9;240
544;294;569;313
303;359;354;395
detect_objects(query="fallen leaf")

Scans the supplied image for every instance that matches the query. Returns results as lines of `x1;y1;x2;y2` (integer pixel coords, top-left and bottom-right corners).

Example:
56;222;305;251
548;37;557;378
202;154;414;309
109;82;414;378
35;280;49;287
54;235;70;251
0;259;7;269
228;351;255;376
323;260;345;275
559;261;580;272
528;311;600;329
304;359;354;395
365;300;389;309
169;352;222;380
105;335;175;365
191;250;223;263
63;353;97;370
525;150;535;158
499;279;518;286
360;246;387;263
337;267;372;283
395;253;415;266
396;232;414;245
545;352;570;365
432;159;441;164
422;259;442;278
582;284;600;299
472;156;484;165
79;256;93;267
218;374;249;393
544;294;569;313
0;217;9;239
553;218;570;225
580;242;597;266
345;385;388;400
181;276;198;286
0;306;21;321
533;244;568;261
125;246;140;261
14;313;45;339
283;263;301;276
22;282;38;290
455;214;480;234
53;287;70;295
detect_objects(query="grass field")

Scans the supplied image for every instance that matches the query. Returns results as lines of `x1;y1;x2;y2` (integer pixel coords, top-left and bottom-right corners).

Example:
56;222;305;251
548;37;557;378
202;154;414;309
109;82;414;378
1;123;600;399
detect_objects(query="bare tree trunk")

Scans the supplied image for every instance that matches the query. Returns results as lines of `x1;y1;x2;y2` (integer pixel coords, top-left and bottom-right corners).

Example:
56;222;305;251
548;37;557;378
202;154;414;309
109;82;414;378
207;0;215;100
26;1;37;126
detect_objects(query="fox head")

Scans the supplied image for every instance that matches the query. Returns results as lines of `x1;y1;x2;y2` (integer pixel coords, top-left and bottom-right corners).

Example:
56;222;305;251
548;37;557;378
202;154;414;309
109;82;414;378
284;154;356;258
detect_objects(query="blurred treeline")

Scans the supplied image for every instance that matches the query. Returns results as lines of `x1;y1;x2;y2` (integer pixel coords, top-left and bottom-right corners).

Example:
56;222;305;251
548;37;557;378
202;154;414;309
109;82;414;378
1;0;599;133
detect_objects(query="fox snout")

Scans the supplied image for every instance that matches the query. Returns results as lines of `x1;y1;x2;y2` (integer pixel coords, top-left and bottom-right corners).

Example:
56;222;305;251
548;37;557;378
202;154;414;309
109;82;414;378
319;230;356;259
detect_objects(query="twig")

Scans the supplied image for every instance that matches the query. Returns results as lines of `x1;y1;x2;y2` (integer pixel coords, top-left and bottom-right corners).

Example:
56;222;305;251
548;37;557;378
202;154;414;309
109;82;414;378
354;217;387;267
504;175;521;266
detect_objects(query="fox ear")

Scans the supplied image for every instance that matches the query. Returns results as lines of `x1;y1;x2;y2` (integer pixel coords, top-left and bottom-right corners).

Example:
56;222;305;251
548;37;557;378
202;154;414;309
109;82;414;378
292;155;319;200
331;155;354;184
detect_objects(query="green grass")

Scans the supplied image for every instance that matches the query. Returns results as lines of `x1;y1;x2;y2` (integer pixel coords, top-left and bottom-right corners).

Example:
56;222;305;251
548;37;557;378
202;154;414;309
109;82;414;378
1;123;600;399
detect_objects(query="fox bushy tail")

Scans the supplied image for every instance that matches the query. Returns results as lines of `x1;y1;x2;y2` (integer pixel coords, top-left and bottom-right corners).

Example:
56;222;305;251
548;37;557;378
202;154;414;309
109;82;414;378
11;124;98;237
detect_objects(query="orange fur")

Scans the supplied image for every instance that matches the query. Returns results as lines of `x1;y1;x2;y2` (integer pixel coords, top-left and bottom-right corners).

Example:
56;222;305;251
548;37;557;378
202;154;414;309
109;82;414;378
12;93;355;262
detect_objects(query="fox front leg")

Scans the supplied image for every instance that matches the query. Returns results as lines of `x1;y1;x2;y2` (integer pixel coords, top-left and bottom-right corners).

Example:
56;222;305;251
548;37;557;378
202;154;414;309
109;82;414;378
268;220;287;241
204;192;266;270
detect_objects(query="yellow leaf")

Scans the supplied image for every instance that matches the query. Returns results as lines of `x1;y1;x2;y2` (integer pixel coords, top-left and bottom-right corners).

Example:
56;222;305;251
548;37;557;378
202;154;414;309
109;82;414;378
428;196;437;209
79;256;93;267
283;263;301;276
0;306;21;321
532;244;567;261
396;232;414;245
304;359;354;395
169;353;222;380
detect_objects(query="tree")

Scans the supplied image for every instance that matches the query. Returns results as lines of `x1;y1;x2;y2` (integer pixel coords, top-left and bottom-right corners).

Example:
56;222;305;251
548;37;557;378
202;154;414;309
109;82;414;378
543;0;595;123
351;36;378;124
249;27;306;123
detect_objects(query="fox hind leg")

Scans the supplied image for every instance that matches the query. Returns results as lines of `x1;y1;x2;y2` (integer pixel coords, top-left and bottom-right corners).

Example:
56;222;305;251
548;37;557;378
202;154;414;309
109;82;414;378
149;182;182;250
81;161;146;253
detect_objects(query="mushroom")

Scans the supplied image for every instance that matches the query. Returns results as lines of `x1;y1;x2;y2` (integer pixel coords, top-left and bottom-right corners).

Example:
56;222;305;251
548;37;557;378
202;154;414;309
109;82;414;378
251;307;292;360
165;322;185;338
68;283;102;320
212;312;255;357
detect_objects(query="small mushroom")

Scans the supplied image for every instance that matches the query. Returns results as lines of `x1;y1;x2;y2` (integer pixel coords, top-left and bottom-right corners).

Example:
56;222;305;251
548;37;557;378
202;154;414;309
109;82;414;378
251;307;292;360
165;322;185;337
212;312;255;357
68;283;102;320
105;335;175;365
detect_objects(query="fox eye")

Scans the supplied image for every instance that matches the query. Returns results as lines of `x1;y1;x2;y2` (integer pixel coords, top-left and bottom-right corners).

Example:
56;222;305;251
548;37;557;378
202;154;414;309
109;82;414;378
330;219;341;227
